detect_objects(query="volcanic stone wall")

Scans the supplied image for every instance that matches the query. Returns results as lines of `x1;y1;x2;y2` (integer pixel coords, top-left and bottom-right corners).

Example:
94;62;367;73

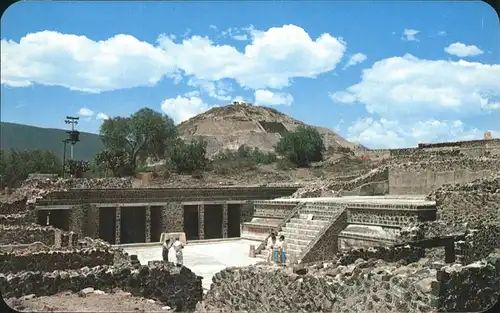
0;199;28;214
437;254;500;312
202;253;500;313
201;259;440;313
0;248;114;273
0;263;203;312
0;225;58;246
389;158;500;195
0;211;36;225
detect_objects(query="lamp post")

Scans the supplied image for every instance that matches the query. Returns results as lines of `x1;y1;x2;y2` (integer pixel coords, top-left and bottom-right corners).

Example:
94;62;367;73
64;116;80;160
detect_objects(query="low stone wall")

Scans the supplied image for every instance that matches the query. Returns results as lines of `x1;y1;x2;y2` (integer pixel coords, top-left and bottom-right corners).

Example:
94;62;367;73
202;253;500;313
0;211;36;225
428;174;500;226
455;225;500;265
0;199;27;215
335;245;424;266
0;263;203;312
437;254;500;312
0;248;114;273
0;225;57;246
201;259;439;313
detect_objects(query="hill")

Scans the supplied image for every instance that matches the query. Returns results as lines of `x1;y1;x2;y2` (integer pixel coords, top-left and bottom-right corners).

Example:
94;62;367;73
177;101;367;155
0;122;103;161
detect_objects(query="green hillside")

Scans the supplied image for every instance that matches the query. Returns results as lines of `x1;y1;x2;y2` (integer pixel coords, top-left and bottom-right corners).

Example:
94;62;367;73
0;122;104;161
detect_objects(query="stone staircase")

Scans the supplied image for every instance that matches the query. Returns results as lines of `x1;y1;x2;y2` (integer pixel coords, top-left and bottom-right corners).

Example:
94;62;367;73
255;202;343;261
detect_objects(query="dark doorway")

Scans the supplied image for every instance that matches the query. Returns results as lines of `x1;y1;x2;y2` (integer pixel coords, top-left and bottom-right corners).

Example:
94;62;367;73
120;207;146;244
204;204;223;239
150;206;162;243
99;207;116;244
228;204;241;237
37;210;70;231
183;205;199;240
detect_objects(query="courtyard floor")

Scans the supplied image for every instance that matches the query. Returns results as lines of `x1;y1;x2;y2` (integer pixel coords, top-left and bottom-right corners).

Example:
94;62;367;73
122;239;262;292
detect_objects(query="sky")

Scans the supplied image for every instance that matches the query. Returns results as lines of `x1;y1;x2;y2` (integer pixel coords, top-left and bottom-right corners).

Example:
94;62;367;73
1;1;499;149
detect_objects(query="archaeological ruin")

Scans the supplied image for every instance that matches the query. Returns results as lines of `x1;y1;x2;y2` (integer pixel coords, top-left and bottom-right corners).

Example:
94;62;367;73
1;137;499;312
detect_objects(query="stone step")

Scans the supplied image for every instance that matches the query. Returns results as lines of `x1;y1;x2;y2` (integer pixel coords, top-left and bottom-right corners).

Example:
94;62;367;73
279;231;317;240
288;243;308;251
285;238;310;246
300;212;336;221
289;218;329;226
285;222;325;231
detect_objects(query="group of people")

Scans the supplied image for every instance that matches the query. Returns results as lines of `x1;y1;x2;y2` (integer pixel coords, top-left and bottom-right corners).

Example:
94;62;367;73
266;232;287;265
162;237;185;265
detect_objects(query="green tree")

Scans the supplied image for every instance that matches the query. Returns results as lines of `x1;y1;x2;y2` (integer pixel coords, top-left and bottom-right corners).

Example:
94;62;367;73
94;149;131;177
275;126;325;167
168;138;208;174
64;160;90;178
99;108;177;171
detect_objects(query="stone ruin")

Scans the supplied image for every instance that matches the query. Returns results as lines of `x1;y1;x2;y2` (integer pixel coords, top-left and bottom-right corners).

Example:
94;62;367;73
1;140;499;312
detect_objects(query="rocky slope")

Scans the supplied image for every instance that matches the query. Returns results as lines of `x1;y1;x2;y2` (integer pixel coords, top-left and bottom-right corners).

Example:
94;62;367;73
177;102;366;156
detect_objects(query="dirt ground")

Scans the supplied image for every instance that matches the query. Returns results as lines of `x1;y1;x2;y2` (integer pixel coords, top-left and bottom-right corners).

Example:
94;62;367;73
134;154;378;188
4;289;174;312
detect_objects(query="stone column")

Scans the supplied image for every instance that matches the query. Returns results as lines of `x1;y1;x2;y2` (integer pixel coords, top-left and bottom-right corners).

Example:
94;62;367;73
115;205;121;244
222;202;228;238
163;203;184;233
145;205;151;243
198;203;205;240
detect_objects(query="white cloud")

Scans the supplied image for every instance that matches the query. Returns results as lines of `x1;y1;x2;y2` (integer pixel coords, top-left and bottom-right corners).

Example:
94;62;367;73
254;89;294;106
343;53;367;69
96;112;109;120
444;42;484;57
2;26;346;92
160;96;214;124
437;31;447;37
187;78;232;101
401;29;420;41
346;117;489;149
232;96;247;103
157;24;347;90
330;54;500;120
78;107;94;117
1;31;177;92
209;25;217;30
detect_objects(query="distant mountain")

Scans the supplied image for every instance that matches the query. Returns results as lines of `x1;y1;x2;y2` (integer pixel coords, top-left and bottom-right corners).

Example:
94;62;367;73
178;102;368;156
0;122;104;161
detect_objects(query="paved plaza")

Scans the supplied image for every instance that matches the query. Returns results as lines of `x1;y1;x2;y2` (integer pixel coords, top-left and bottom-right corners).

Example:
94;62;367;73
123;239;261;292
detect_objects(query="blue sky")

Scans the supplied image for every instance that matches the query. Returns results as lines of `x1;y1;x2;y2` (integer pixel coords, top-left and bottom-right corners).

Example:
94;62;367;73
1;1;499;148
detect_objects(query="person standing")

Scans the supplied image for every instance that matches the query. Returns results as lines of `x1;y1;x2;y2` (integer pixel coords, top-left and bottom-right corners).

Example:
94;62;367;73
172;237;185;266
162;238;173;262
266;233;277;263
279;235;287;266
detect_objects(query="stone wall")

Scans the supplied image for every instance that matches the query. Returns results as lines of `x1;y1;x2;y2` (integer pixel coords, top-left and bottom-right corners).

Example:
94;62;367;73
252;201;298;219
455;225;500;265
0;263;203;312
0;225;57;246
0;211;36;225
0;199;28;214
163;202;183;233
37;186;299;206
0;248;114;273
201;259;440;313
427;174;500;226
240;200;255;223
437;253;500;312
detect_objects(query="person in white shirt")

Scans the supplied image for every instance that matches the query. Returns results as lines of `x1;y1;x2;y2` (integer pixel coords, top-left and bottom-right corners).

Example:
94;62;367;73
278;235;287;265
172;237;185;266
266;233;277;263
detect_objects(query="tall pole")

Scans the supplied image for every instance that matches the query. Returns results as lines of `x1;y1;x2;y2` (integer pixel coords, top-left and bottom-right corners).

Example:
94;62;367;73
62;140;68;178
65;116;79;160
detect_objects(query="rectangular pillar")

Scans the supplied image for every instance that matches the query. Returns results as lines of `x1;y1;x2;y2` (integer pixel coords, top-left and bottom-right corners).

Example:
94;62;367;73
222;202;228;238
145;205;151;243
115;205;121;244
198;204;205;240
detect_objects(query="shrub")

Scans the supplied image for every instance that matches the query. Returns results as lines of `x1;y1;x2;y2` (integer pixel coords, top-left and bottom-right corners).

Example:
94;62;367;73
275;126;325;167
168;138;208;174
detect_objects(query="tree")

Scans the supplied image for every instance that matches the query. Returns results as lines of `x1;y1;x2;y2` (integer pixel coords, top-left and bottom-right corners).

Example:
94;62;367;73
168;138;208;174
94;149;130;177
99;108;177;171
64;160;90;178
275;126;325;167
